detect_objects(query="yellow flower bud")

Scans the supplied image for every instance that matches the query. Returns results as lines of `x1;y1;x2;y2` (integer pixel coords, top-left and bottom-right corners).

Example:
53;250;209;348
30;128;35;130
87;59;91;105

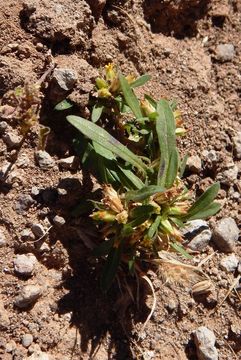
91;211;116;222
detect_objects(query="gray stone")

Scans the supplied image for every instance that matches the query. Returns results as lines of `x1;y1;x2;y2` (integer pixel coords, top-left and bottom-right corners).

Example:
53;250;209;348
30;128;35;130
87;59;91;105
188;229;212;252
0;228;7;247
182;220;209;238
220;254;239;272
3;132;21;148
31;186;40;196
0;121;8;134
217;162;238;185
53;215;65;227
28;350;51;360
31;223;45;238
21;333;33;348
0;301;10;330
232;132;241;159
52;68;77;91
14;254;37;276
193;326;218;360
5;340;16;353
35;151;55;170
216;43;235;62
21;229;35;241
14;285;42;309
15;194;34;214
212;217;239;252
58;156;79;170
186;155;202;174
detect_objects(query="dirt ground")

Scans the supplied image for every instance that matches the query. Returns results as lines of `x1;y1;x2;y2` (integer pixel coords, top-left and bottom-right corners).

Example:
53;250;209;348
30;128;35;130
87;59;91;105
0;0;240;359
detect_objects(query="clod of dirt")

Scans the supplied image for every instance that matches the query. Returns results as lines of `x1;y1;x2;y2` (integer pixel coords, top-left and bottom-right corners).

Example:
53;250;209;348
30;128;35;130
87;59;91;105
212;217;239;252
232;131;241;159
13;254;37;277
2;131;22;149
217;161;238;185
21;0;94;52
15;194;35;214
216;43;235;62
193;326;218;360
0;301;10;330
14;284;42;309
0;228;7;247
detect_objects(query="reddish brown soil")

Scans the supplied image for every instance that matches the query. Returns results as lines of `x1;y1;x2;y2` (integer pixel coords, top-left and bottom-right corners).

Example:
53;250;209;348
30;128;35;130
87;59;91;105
0;1;240;359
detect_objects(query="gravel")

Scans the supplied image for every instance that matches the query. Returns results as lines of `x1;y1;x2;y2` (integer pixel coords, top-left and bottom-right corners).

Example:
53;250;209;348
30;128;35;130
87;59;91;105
52;68;77;92
216;43;235;62
220;254;239;272
193;326;218;360
35;150;55;170
13;254;37;276
21;333;33;348
14;285;42;309
212;217;239;252
188;229;212;252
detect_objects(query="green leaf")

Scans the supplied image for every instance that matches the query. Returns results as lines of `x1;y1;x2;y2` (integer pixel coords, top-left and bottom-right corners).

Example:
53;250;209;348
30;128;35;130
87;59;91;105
184;202;221;221
179;154;188;178
156;99;176;187
92;239;114;257
185;183;220;218
144;94;157;108
170;242;193;259
116;164;145;189
92;141;116;160
119;73;142;119
130;205;156;219
91;103;104;122
165;148;179;188
54;99;73;111
125;185;165;202
130;74;151;88
100;246;122;291
146;215;161;239
67;116;149;174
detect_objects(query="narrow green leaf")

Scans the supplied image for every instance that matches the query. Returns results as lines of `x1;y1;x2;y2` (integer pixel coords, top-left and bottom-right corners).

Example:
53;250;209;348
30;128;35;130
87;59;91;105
165;148;179;188
130;205;155;219
119;73;142;119
147;215;161;239
100;246;122;291
179;154;188;178
92;239;114;257
130;74;151;88
184;202;221;221
125;185;165;202
91;103;104;122
117;164;144;189
67;116;148;174
186;183;220;218
170;242;193;259
92;141;116;160
156;99;176;187
54;99;73;111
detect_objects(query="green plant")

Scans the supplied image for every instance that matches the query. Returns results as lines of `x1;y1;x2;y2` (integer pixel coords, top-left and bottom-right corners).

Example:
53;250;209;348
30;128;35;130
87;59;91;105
67;74;221;291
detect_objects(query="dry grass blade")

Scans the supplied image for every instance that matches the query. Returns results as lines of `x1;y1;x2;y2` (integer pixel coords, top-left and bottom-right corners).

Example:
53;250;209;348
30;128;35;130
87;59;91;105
216;274;241;309
139;275;157;334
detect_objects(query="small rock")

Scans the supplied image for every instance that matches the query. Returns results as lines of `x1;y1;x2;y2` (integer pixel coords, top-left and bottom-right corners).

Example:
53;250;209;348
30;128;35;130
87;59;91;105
22;333;33;348
166;299;178;312
193;326;218;360
28;350;51;360
5;340;16;353
52;68;77;92
232;132;241;159
186;155;202;174
21;229;35;241
3;132;21;148
58;156;79;170
0;228;7;247
182;220;209;238
220;254;239;272
14;285;42;309
0;301;10;330
0;121;8;134
216;43;235;62
188;229;212;252
31;186;40;196
35;151;55;170
217;162;238;185
14;254;37;276
212;217;239;252
15;194;34;214
53;215;65;227
28;343;41;355
31;223;45;238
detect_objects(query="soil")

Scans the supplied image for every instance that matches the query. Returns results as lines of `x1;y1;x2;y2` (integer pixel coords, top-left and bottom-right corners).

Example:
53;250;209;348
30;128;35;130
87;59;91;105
0;0;240;359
